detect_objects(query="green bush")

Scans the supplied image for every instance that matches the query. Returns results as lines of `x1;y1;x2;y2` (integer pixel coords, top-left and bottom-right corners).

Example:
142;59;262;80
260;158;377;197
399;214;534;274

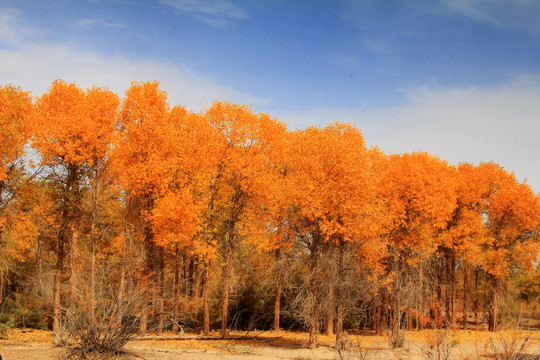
0;293;50;330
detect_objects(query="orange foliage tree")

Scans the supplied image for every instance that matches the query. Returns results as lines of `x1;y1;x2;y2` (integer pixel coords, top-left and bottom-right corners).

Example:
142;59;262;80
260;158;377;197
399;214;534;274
0;85;33;304
2;79;540;345
474;163;539;331
378;152;457;334
0;85;31;183
195;101;286;336
284;123;379;348
150;106;217;332
31;80;119;337
113;81;177;332
0;85;32;228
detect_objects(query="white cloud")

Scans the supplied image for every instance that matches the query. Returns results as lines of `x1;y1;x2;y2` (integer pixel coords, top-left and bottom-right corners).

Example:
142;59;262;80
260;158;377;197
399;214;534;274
0;9;268;111
159;0;248;27
277;77;540;194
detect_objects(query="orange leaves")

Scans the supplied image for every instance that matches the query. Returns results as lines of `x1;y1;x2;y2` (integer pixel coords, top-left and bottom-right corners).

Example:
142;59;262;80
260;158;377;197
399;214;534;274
120;81;168;130
285;123;376;246
32;80;119;167
381;152;457;252
114;81;174;196
195;102;287;249
4;78;539;293
151;187;202;248
477;164;540;278
0;85;32;181
444;162;540;279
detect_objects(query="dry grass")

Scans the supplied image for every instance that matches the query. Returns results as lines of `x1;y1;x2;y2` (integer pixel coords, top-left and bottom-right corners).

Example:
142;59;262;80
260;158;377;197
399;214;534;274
1;328;539;359
0;328;54;345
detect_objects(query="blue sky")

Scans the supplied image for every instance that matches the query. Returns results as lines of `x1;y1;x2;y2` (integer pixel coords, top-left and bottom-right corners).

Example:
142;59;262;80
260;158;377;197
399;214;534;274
1;0;539;193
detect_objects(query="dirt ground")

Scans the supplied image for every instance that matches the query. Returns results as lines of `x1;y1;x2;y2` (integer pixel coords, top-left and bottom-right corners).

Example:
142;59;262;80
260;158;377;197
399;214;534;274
1;329;539;359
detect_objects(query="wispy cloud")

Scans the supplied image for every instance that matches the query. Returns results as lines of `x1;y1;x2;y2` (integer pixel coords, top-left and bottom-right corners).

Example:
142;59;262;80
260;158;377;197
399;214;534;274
0;8;38;44
0;8;267;110
0;8;17;42
277;77;540;193
74;18;126;29
0;44;269;110
159;0;248;27
438;0;540;36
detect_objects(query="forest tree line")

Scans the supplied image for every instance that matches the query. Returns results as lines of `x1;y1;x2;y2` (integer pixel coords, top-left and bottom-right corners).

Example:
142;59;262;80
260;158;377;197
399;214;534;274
0;80;539;348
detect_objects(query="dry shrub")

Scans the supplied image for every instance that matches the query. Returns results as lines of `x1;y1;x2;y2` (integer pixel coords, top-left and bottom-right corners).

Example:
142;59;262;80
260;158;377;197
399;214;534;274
61;252;147;358
387;324;406;349
483;329;534;360
470;307;537;360
65;296;141;357
333;333;369;360
421;329;457;360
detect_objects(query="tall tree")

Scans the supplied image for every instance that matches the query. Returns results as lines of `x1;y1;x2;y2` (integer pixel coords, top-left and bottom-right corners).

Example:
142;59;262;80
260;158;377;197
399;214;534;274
0;85;32;229
380;152;456;334
114;81;175;333
197;101;286;337
31;80;119;337
475;164;539;331
285;123;378;348
150;106;216;332
0;85;32;304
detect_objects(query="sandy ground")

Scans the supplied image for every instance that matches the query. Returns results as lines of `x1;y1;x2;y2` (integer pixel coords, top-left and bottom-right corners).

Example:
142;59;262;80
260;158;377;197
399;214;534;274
1;329;539;359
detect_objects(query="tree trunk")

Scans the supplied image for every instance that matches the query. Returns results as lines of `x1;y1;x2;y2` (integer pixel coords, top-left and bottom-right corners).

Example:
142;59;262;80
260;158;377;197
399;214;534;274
307;226;321;349
327;312;335;336
327;283;335;336
54;261;62;337
274;247;282;332
54;208;69;341
90;196;97;318
488;276;500;332
118;215;131;304
374;293;382;335
68;165;81;307
307;279;319;349
89;176;101;318
463;261;469;330
448;252;456;327
158;247;165;333
375;289;387;335
418;266;424;330
220;238;232;337
335;242;346;343
187;258;194;297
435;260;445;328
139;290;148;333
193;261;201;298
336;303;343;340
474;266;480;328
139;222;155;334
203;260;210;335
69;220;79;304
173;245;180;333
